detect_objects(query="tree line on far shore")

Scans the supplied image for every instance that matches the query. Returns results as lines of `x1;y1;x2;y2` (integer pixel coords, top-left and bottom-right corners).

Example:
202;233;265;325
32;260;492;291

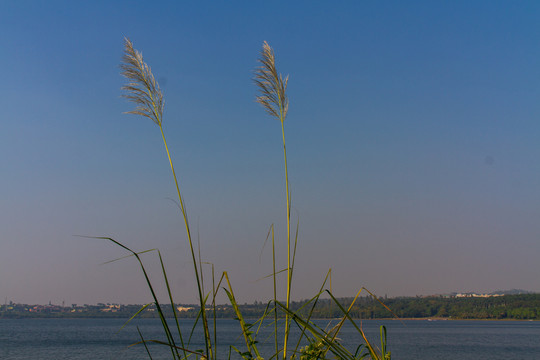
297;293;540;320
2;294;539;320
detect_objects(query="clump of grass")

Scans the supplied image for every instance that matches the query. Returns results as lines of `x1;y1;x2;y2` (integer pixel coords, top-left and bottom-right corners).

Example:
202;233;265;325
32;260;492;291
100;38;393;360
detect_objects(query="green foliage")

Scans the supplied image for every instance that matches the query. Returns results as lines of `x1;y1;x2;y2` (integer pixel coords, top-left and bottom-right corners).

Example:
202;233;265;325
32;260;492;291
297;340;327;360
295;294;540;320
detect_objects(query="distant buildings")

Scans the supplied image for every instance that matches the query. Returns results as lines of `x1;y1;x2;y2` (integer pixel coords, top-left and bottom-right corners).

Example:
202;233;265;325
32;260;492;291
176;306;194;312
454;293;503;298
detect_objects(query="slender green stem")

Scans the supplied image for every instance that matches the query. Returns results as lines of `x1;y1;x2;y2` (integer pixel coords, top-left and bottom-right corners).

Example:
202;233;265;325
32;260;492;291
137;326;154;360
158;251;188;359
280;118;292;359
223;272;262;359
271;225;278;358
159;125;212;359
253;41;292;358
210;264;217;360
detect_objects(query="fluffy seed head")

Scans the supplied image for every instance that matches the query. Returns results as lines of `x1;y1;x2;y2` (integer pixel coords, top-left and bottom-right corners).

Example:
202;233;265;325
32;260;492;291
120;38;164;126
254;41;289;122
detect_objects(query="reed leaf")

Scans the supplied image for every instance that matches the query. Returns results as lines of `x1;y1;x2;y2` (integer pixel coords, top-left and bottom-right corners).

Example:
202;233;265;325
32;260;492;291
83;236;180;359
119;303;152;332
222;272;262;359
131;339;205;358
324;290;383;360
275;301;355;360
137;326;154;360
101;249;156;265
292;269;332;356
158;250;188;359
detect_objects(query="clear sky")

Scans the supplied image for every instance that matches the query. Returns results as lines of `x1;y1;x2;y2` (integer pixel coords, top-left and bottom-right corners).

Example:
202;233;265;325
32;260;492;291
1;1;540;305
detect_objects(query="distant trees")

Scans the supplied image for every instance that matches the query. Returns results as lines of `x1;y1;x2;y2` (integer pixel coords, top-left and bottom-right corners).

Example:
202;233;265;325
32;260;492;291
2;294;539;320
286;294;540;320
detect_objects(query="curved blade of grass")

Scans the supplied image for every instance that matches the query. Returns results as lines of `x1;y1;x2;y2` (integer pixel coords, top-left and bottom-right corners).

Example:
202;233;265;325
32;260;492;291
224;287;257;356
253;301;275;339
223;272;261;359
253;226;280;358
157;250;188;359
79;235;180;359
195;227;215;359
320;289;363;359
258;224;273;262
251;301;283;360
118;303;152;333
186;290;211;349
271;225;278;359
275;301;355;360
289;214;300;281
100;249;157;265
354;343;370;360
324;289;382;360
130;339;206;357
186;309;201;348
136;326;154;360
319;288;398;359
362;287;402;323
292;268;332;356
229;345;257;360
380;325;389;359
202;261;218;360
255;268;288;282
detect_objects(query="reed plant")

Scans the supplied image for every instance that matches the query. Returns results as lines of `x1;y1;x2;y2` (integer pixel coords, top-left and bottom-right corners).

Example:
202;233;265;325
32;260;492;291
253;41;294;359
97;37;392;360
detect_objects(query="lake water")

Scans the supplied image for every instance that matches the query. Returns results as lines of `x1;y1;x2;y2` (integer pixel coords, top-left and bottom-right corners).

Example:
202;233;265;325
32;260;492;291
1;318;539;359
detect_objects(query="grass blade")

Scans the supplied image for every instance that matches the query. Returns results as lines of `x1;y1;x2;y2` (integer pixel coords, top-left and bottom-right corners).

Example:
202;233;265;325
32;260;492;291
118;303;152;333
222;272;262;359
158;250;188;359
80;236;180;359
136;326;154;360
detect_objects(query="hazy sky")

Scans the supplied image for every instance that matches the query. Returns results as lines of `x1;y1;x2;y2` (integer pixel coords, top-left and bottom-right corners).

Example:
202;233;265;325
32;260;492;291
2;1;540;306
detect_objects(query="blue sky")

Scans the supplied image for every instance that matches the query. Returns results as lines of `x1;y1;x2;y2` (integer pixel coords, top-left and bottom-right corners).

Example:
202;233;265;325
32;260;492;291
1;1;540;305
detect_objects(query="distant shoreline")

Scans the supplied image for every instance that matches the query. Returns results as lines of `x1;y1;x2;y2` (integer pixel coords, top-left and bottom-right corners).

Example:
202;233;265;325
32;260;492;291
3;293;539;320
1;316;538;322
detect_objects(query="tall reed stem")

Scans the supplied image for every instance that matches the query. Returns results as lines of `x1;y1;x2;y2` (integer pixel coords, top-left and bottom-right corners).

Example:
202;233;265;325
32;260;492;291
159;126;212;359
281;112;292;359
121;38;211;359
254;41;291;359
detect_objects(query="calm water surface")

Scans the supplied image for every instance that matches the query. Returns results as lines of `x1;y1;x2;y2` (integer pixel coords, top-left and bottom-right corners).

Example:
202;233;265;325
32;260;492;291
1;318;539;359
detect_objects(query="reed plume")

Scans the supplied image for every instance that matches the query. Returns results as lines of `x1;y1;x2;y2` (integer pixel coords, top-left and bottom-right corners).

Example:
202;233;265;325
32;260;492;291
254;41;289;122
120;37;164;126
